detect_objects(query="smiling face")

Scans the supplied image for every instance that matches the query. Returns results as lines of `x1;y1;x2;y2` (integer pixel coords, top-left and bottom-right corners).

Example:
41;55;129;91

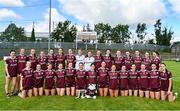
116;50;121;56
141;64;146;70
111;65;116;71
58;63;63;70
145;52;150;58
79;63;84;70
96;50;101;56
36;64;41;70
151;64;156;70
68;49;73;54
90;64;95;70
135;50;140;56
30;49;35;55
121;65;126;71
58;48;63;54
78;49;82;55
49;49;54;55
40;51;45;57
131;64;136;71
106;49;111;55
26;61;31;68
87;51;92;57
10;51;16;58
68;62;73;68
160;63;166;71
126;51;130;57
47;63;52;70
101;61;106;68
19;48;25;55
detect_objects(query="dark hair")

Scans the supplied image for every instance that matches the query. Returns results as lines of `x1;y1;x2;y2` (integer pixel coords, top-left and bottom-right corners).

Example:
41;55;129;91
90;63;95;66
160;63;166;66
79;62;84;65
10;50;16;53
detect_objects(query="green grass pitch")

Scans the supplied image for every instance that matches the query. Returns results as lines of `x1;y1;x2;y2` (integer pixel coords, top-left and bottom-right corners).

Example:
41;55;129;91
0;61;180;110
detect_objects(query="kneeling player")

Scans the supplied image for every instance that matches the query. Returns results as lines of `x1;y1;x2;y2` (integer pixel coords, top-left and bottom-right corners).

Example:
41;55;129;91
55;63;66;96
109;65;119;97
44;63;55;96
138;64;149;98
33;64;44;96
159;63;177;102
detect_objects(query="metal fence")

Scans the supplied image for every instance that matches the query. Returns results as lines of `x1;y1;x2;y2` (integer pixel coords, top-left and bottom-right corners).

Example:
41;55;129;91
0;41;171;58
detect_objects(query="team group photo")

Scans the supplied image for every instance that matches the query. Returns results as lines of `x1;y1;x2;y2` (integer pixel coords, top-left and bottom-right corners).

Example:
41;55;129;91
0;0;180;110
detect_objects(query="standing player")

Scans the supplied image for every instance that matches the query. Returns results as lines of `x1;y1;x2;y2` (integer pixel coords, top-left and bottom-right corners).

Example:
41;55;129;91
84;51;94;71
108;65;119;97
75;49;85;69
152;51;161;70
133;50;142;71
37;51;47;70
47;49;56;69
119;65;129;96
114;50;124;71
65;49;76;68
55;63;66;96
138;64;150;98
19;61;33;98
94;50;103;71
56;48;65;69
86;63;97;85
149;64;160;100
97;61;109;96
128;64;139;96
44;63;55;96
4;50;18;97
16;48;27;94
142;52;152;70
65;62;76;96
103;49;113;69
33;64;44;96
159;63;177;102
27;49;37;70
75;63;87;96
124;51;133;71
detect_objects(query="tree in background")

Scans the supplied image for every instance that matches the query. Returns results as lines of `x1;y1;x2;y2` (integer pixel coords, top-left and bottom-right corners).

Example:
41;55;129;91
154;19;173;46
0;23;27;41
30;27;36;41
136;23;147;44
52;20;77;42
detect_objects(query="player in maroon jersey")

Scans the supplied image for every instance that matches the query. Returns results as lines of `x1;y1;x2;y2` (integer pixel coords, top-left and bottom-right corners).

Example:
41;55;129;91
16;48;27;94
97;61;109;96
124;51;133;71
65;62;76;96
19;61;33;98
114;50;124;71
152;51;161;70
33;64;44;96
133;50;142;71
47;49;56;69
75;63;87;96
128;64;138;96
119;65;129;96
149;64;160;100
27;49;37;70
87;63;97;85
142;52;152;70
56;48;65;69
94;50;103;71
44;63;55;96
55;63;66;96
65;49;76;68
37;51;47;70
4;50;18;97
159;63;177;102
103;49;113;69
138;64;150;98
108;65;119;97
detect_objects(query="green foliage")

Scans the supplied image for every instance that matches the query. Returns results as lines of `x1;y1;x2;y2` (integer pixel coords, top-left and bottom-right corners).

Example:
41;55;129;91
136;23;147;43
30;28;36;41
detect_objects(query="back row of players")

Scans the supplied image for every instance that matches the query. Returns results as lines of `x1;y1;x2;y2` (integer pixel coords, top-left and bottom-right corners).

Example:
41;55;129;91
4;48;177;102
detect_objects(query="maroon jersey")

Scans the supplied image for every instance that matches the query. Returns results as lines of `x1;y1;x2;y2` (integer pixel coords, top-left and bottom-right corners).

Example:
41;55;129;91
27;55;37;70
152;57;161;69
87;70;97;84
75;70;87;89
138;70;149;90
65;68;76;87
119;71;129;90
142;57;152;70
33;70;44;88
17;55;27;74
65;54;76;67
128;70;138;89
160;70;172;91
5;57;18;77
55;69;66;88
133;56;142;71
108;71;119;89
114;56;124;71
44;70;55;89
37;56;47;70
149;70;160;90
94;55;103;70
103;55;113;69
56;54;65;67
97;68;109;88
21;68;34;90
124;56;133;70
47;54;56;69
